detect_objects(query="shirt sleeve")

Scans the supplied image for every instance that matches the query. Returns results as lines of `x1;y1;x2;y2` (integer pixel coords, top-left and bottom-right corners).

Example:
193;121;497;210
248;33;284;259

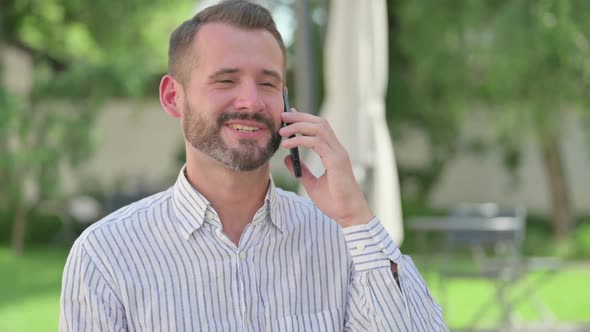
342;217;449;332
60;240;128;332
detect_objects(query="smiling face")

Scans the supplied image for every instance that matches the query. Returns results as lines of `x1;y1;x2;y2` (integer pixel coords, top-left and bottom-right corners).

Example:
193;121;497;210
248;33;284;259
180;22;285;171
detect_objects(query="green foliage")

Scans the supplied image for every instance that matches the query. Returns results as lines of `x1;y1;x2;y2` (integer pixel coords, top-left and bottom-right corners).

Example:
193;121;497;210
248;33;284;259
390;0;590;128
0;90;25;208
387;1;590;233
1;0;194;252
0;208;67;246
523;215;590;259
2;0;195;98
573;221;590;256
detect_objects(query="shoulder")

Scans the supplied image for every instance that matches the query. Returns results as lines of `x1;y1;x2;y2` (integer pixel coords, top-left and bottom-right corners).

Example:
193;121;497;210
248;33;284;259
74;188;173;250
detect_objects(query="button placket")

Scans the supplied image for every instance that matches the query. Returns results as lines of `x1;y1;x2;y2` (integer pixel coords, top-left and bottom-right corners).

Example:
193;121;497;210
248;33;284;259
237;249;247;331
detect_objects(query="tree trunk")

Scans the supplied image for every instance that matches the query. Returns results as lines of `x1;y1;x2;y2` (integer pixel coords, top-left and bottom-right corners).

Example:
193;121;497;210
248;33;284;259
10;204;26;256
539;132;571;239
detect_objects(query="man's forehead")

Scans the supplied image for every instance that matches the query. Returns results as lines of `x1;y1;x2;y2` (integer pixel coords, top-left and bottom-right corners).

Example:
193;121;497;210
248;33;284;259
194;22;279;50
192;23;284;78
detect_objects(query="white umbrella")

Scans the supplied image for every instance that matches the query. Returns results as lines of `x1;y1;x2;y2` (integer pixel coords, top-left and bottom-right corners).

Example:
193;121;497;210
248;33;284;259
301;0;404;244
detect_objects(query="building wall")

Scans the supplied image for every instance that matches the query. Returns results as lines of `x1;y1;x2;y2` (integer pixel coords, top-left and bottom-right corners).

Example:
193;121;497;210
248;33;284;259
394;111;590;215
63;100;184;194
71;100;590;215
3;44;588;215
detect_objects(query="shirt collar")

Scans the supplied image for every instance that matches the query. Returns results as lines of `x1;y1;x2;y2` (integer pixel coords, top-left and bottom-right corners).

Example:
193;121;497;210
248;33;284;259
172;165;286;240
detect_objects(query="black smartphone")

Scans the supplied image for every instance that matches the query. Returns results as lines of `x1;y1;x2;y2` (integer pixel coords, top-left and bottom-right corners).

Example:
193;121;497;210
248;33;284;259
282;89;302;178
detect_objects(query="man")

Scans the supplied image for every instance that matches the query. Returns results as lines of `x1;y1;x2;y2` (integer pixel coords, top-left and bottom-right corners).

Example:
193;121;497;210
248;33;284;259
60;0;447;331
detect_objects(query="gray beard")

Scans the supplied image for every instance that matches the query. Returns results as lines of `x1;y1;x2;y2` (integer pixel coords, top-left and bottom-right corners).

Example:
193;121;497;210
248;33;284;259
183;104;282;171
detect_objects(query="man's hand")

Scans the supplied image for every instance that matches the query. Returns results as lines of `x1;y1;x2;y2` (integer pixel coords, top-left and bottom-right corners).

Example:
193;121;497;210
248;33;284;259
280;109;373;227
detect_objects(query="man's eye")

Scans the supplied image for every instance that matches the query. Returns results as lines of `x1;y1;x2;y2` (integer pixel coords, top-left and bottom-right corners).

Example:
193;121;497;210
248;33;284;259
260;82;275;87
218;80;234;84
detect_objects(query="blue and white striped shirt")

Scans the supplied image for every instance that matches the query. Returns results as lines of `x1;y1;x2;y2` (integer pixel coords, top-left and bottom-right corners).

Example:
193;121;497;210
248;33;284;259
60;168;447;331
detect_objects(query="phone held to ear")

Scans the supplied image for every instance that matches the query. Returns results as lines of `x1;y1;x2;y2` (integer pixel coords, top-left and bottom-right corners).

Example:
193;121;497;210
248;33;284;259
282;89;302;178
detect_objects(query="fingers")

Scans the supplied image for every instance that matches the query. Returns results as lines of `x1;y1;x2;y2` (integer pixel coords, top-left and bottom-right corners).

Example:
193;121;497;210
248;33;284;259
281;109;336;135
281;135;333;160
281;135;351;173
281;108;323;123
280;110;342;150
280;110;351;171
279;122;338;150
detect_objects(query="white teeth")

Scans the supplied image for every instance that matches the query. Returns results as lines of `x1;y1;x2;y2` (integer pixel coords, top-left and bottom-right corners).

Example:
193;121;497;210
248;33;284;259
230;124;259;132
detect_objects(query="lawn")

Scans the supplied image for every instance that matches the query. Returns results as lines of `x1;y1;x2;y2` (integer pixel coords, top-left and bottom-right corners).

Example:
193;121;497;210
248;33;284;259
419;266;590;329
1;247;589;331
0;247;68;332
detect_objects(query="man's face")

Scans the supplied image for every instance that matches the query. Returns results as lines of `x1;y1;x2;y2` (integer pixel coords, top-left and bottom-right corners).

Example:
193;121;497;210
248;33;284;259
181;23;284;171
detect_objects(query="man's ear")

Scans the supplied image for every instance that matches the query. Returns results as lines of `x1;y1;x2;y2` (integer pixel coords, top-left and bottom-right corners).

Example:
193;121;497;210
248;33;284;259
159;74;183;118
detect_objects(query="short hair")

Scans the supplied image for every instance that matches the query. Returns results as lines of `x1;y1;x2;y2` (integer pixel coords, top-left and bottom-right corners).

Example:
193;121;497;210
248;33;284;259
168;0;287;83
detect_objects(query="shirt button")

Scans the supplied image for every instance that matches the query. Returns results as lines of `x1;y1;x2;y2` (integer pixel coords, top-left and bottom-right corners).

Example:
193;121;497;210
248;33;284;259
239;252;247;260
357;243;366;251
244;317;251;326
206;211;214;220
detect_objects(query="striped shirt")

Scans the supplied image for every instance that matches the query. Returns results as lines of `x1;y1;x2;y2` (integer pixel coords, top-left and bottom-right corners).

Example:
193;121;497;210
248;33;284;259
60;168;447;331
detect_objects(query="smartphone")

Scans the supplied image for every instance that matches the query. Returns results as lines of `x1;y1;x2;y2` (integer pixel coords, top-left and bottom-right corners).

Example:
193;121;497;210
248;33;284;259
282;89;302;178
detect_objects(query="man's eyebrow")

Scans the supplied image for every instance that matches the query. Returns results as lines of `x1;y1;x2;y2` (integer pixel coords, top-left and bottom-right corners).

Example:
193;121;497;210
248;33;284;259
208;68;240;79
261;69;282;82
208;68;282;82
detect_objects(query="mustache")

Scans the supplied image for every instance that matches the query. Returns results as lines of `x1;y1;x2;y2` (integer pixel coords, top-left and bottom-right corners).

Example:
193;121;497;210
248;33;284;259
217;112;276;131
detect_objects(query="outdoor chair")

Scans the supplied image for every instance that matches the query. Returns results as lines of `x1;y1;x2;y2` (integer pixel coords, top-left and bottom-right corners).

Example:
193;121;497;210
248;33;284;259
438;203;560;330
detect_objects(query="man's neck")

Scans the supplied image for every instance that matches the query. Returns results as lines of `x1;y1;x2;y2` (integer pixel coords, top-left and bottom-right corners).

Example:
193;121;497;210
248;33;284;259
184;149;271;244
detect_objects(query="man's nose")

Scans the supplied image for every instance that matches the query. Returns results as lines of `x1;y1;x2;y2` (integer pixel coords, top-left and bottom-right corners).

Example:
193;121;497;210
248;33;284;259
234;80;263;111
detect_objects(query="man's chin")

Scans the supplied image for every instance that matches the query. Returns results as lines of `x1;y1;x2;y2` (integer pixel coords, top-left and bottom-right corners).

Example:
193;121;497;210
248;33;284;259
234;151;272;169
208;145;270;171
236;162;269;172
222;158;268;172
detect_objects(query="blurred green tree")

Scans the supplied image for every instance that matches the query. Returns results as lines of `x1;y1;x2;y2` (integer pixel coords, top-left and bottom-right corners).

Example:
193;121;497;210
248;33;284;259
387;0;590;239
0;0;194;255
